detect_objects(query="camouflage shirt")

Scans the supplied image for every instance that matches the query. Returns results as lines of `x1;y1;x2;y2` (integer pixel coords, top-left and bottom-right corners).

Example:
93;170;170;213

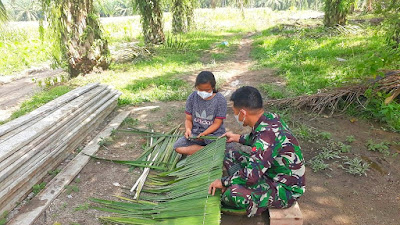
222;112;305;197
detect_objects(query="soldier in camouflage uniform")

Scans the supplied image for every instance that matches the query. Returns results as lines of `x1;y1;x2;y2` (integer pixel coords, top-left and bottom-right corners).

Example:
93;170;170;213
208;86;305;217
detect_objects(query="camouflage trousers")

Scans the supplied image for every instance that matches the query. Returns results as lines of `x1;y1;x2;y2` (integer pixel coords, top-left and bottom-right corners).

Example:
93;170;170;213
221;150;296;217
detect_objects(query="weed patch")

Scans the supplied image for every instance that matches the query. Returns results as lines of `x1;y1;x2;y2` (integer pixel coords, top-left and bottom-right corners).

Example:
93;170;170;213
33;182;46;195
340;156;370;176
366;140;391;156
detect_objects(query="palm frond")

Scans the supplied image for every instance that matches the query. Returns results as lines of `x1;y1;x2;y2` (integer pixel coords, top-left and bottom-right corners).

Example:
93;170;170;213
91;137;227;224
0;0;8;22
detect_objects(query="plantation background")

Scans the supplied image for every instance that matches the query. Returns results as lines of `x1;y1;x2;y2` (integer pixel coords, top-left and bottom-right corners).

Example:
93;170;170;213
0;0;400;224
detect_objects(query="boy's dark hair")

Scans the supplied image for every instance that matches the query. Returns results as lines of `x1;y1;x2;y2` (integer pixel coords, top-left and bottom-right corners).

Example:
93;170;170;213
230;86;263;110
195;71;217;93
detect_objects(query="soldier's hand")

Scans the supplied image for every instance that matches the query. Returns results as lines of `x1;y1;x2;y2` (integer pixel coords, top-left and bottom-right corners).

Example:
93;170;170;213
220;132;240;143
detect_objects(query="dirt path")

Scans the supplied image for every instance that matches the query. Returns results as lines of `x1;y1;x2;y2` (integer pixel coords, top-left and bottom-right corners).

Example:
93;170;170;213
0;68;64;121
11;34;400;225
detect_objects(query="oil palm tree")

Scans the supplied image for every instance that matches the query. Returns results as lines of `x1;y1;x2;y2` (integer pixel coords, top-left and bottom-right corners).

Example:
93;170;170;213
135;0;165;44
0;1;7;22
42;0;110;77
12;0;40;21
0;0;110;77
171;0;195;33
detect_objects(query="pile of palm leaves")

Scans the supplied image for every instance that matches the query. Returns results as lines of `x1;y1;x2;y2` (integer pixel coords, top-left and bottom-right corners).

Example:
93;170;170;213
265;71;400;115
90;126;226;225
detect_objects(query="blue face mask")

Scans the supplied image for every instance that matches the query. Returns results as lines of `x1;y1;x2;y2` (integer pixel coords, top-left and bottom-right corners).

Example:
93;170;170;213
197;90;213;99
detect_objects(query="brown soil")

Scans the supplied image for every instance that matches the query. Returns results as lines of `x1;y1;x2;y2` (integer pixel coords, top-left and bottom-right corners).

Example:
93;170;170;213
12;33;400;225
0;68;64;121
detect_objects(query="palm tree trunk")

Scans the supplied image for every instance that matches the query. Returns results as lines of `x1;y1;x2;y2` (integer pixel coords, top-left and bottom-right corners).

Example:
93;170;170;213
211;0;217;8
172;0;187;33
137;0;165;44
186;1;194;31
60;0;110;77
324;0;352;27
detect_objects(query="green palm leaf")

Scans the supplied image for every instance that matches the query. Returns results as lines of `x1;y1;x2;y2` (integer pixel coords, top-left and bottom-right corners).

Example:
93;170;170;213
91;137;226;224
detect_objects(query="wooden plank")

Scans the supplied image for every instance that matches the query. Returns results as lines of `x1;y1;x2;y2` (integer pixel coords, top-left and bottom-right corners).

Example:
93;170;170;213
0;83;99;139
0;85;108;164
9;110;130;225
0;86;112;181
0;84;106;144
0;104;116;216
269;202;303;225
0;99;118;213
0;92;119;194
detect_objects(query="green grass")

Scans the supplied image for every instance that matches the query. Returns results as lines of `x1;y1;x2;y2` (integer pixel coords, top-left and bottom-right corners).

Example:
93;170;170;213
74;203;90;212
70;30;242;106
0;211;8;225
33;182;46;195
0;85;72;124
260;83;294;99
6;86;72;121
253;22;400;131
0;26;52;75
252;24;400;95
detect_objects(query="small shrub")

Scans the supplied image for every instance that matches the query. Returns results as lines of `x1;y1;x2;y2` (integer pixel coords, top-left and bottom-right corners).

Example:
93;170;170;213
317;147;341;160
340;156;369;176
65;185;79;194
366;140;390;156
48;169;61;177
0;211;8;225
346;135;355;143
33;182;46;195
308;157;330;172
340;143;352;153
320;132;332;140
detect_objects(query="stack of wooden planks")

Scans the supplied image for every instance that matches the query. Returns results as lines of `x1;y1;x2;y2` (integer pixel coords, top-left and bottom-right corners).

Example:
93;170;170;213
0;83;121;214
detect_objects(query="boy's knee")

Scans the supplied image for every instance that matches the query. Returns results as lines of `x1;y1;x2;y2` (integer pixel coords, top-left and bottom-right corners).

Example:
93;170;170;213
175;147;183;154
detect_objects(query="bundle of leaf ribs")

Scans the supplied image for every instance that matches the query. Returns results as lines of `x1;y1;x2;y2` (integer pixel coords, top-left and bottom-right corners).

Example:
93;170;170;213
91;126;227;225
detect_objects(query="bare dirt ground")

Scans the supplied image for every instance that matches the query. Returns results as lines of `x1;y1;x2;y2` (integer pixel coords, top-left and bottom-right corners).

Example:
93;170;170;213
11;34;400;225
0;68;64;121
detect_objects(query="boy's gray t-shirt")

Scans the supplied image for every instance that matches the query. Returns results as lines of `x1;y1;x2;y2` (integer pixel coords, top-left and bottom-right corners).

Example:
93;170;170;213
185;91;227;136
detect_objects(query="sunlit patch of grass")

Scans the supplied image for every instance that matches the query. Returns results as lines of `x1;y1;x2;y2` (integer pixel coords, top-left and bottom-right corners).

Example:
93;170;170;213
252;24;400;95
0;26;52;75
70;29;243;105
6;86;72;121
260;83;294;99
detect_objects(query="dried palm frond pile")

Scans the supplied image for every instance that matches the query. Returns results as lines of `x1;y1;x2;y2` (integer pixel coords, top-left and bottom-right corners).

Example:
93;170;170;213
111;42;152;63
265;71;400;115
90;126;226;225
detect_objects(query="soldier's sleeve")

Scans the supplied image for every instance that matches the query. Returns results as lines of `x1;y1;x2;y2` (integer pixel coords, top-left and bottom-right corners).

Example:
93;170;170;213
222;130;278;187
239;134;252;146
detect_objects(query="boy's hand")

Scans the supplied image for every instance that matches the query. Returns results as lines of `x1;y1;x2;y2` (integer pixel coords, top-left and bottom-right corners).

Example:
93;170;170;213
208;179;226;196
220;132;240;143
184;129;192;139
197;132;206;138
